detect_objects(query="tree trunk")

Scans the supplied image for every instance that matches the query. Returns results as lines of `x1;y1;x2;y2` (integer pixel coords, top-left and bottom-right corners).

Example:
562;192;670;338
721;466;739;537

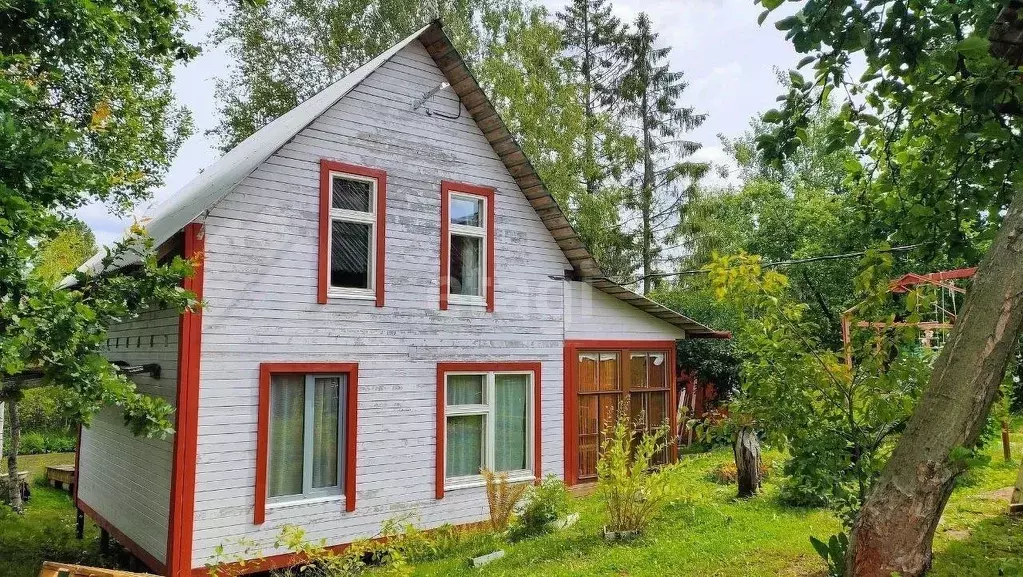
641;93;654;295
734;426;762;498
845;188;1023;577
5;399;22;512
0;401;5;463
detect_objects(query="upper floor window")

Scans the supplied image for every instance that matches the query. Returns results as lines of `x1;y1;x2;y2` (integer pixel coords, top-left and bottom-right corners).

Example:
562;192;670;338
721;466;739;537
440;181;495;311
318;160;386;306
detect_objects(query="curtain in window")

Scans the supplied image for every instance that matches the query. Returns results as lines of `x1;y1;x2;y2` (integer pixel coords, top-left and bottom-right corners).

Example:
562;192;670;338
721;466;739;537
269;374;305;498
446;415;484;478
447;374;484;405
450;234;481;296
312;376;342;489
494;374;529;472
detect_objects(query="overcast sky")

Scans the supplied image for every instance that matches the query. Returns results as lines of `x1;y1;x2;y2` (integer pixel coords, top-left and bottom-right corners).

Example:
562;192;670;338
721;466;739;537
78;0;800;246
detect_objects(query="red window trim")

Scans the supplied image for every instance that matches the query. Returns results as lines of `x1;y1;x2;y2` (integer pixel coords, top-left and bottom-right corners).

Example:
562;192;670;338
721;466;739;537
254;362;359;524
318;160;387;307
562;340;677;486
439;180;495;312
435;361;541;500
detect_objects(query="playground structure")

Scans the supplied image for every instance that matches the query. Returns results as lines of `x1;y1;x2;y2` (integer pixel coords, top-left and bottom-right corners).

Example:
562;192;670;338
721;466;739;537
841;267;977;368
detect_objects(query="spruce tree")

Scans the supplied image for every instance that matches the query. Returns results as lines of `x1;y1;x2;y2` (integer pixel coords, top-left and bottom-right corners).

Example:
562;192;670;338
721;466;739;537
557;0;639;281
618;13;707;294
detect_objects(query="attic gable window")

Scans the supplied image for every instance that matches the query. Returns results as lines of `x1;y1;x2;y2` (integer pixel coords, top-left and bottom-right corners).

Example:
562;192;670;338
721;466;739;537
318;160;386;306
440;181;495;311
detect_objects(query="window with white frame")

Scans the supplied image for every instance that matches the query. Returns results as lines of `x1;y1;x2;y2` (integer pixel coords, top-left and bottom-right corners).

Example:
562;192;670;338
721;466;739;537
444;371;533;487
447;191;487;304
328;172;377;297
267;373;346;501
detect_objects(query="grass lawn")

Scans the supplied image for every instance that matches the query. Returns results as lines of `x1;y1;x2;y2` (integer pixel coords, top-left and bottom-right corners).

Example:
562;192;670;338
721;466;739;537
406;420;1023;577
1;422;1021;577
0;453;109;577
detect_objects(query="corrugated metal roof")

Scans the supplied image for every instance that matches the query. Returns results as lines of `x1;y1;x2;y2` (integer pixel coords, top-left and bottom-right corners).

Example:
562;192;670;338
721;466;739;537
70;21;722;338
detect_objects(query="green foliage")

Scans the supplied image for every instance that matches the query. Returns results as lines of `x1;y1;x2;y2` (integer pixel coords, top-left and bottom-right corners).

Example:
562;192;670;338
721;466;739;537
809;532;848;577
617;13;707;292
706;253;931;518
675;338;740;402
0;0;202;509
509;474;570;540
31;220;98;286
755;0;1022;265
6;430;75;456
596;408;670;535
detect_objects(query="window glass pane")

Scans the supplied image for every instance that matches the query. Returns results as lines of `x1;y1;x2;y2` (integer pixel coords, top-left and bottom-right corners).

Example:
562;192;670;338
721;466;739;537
630;353;647;389
449;234;482;296
598;353;619;391
578;353;598;392
312;376;342;489
447;374;484;405
494;374;529;472
331;220;370;289
332;176;371;212
446;415;484;478
268;375;305;498
450;195;482;227
648;353;666;389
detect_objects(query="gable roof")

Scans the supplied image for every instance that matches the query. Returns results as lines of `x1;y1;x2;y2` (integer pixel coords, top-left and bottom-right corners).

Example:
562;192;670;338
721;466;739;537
74;21;721;338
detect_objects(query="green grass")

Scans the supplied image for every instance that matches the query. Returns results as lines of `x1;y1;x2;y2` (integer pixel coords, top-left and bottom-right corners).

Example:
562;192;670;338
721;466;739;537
0;453;108;577
406;420;1023;577
1;422;1021;577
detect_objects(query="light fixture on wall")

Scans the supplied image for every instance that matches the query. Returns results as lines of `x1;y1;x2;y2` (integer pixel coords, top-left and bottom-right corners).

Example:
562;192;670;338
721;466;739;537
412;81;460;119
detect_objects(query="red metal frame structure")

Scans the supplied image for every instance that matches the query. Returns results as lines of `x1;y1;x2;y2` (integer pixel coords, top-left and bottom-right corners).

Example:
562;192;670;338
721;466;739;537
841;267;977;368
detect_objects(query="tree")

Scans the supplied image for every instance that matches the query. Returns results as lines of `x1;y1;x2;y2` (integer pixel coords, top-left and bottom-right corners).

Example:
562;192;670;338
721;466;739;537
557;0;641;281
706;252;931;514
0;0;199;511
210;0;505;151
757;1;1023;573
32;220;98;285
618;13;707;294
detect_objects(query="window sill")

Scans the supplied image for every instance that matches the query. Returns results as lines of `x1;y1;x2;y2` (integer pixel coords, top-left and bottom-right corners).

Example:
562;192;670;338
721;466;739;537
266;494;345;510
327;289;376;301
446;295;488;308
445;472;536;492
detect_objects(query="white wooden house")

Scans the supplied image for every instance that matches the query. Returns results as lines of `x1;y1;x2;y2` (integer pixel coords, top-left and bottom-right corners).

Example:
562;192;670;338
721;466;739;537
73;21;724;577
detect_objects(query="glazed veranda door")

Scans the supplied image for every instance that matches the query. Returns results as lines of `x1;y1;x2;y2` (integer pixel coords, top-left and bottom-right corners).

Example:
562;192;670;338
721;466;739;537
574;347;671;482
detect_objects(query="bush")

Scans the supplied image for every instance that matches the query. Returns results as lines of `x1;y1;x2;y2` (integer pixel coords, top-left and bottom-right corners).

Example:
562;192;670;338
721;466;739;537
483;469;528;532
510;475;570;540
5;430;76;456
597;409;670;536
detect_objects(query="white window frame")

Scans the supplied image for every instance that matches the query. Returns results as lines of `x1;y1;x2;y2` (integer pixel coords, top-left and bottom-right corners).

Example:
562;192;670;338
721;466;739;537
327;171;377;300
267;373;346;505
446;191;488;307
443;370;534;490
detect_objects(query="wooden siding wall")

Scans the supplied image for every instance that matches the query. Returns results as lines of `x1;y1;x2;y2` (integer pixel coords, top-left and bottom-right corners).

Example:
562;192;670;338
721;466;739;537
78;307;179;565
564;282;686;341
191;40;571;566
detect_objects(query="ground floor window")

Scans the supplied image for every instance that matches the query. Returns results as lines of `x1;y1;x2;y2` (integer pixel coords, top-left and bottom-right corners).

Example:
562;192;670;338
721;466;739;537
255;362;359;524
436;362;541;498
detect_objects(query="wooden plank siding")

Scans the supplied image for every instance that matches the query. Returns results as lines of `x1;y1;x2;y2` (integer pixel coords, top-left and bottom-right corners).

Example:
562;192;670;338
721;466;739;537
78;307;180;567
190;40;571;567
564;282;686;341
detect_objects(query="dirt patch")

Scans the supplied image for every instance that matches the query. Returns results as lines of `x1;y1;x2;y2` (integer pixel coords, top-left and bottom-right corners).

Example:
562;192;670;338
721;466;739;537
979;487;1014;501
942;529;971;541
